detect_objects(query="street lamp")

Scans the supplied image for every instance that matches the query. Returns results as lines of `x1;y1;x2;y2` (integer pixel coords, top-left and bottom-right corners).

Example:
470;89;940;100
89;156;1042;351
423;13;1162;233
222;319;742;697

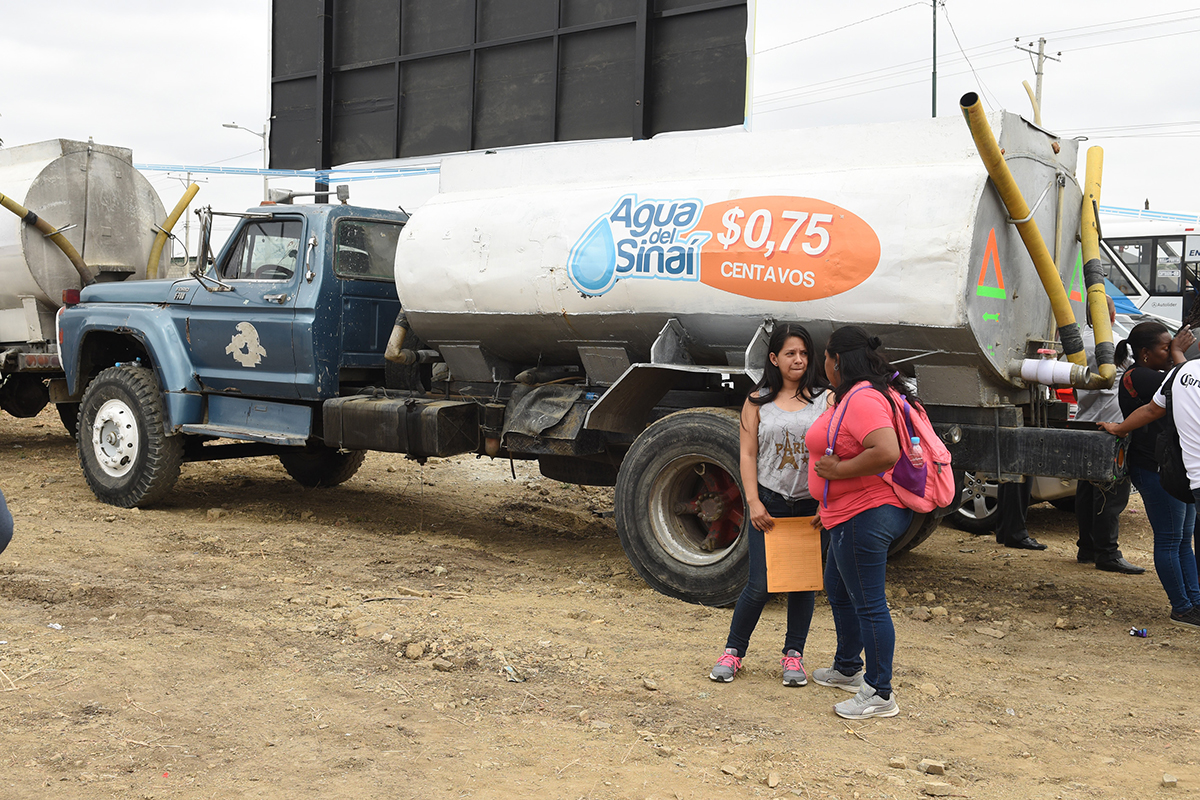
222;121;268;201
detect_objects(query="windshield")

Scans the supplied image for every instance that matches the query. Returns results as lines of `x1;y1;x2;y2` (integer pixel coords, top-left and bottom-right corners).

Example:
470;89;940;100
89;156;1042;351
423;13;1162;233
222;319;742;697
218;219;303;281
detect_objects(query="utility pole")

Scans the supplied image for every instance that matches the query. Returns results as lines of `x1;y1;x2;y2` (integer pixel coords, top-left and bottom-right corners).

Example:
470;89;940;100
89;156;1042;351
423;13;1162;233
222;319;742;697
183;171;192;262
168;171;206;274
222;121;270;201
931;0;937;118
1014;37;1061;124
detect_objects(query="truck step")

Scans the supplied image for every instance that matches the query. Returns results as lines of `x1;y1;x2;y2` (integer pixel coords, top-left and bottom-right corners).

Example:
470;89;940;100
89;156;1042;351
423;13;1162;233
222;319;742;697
179;424;308;447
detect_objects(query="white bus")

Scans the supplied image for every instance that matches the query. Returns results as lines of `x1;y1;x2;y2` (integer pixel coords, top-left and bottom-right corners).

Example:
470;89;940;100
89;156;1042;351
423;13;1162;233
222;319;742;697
1098;208;1200;324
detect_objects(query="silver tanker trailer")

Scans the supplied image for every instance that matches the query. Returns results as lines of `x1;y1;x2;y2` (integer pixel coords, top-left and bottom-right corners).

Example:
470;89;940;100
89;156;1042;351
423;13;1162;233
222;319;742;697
386;96;1122;603
0;139;168;431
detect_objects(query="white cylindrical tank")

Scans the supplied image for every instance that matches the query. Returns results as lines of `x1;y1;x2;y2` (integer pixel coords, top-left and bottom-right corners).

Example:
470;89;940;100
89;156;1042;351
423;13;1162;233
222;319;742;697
0;139;165;342
396;112;1083;391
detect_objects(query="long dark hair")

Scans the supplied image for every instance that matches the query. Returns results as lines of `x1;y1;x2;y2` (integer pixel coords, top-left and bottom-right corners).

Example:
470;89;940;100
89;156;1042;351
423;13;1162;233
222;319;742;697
749;323;825;406
825;325;918;409
1115;320;1170;367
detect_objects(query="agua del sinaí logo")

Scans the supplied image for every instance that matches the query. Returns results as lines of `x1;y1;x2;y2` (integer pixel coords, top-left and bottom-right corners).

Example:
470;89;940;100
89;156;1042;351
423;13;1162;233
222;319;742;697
566;194;710;296
568;194;881;300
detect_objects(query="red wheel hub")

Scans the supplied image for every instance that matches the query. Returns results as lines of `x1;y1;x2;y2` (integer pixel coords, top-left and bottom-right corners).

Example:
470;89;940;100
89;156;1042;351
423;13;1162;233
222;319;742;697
672;463;745;551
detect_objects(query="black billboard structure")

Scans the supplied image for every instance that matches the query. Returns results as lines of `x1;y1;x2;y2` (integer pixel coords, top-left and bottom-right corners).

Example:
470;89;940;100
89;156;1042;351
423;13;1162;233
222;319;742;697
270;0;748;171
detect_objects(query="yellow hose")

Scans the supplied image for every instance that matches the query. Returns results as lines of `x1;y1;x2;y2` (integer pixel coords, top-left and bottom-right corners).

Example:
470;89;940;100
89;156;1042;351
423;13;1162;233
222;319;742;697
1021;80;1041;127
1078;147;1116;390
0;190;96;286
959;93;1086;368
147;183;199;279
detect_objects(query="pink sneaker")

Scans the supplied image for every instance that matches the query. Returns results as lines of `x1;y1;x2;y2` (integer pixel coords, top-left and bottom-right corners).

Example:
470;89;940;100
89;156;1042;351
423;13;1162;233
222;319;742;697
709;648;742;682
781;650;807;686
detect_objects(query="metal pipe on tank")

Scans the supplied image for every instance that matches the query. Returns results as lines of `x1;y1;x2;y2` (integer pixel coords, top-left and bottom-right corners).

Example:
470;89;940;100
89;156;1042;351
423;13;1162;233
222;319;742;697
960;92;1086;369
147;183;200;279
1075;146;1116;390
0;191;95;286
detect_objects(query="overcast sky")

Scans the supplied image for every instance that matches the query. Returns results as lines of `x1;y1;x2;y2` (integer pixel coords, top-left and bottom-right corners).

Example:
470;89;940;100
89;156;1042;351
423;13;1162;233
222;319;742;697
3;1;1198;254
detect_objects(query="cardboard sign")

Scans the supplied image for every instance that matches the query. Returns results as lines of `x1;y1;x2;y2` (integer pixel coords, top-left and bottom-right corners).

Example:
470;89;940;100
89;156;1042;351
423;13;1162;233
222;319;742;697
764;516;823;593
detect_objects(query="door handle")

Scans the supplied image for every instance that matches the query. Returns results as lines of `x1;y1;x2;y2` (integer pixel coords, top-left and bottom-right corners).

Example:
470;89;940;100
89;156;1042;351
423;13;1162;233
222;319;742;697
263;293;289;304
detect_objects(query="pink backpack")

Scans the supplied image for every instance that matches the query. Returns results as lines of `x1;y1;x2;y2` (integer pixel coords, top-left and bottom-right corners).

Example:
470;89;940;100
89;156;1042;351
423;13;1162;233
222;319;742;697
824;384;955;514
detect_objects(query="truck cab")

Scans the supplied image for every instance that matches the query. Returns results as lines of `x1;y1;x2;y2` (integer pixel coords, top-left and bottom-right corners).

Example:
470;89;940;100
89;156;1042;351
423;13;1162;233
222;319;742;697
58;201;408;507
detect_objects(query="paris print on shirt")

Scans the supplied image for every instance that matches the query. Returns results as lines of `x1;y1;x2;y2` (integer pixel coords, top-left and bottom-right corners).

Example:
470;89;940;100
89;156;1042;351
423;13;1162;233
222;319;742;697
775;429;808;471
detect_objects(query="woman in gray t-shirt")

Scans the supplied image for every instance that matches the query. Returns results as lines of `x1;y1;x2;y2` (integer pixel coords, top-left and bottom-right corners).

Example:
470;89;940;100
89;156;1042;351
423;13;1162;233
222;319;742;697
709;323;828;686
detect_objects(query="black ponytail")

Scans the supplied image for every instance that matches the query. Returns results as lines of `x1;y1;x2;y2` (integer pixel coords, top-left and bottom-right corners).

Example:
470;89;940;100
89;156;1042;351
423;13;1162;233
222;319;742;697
825;325;919;410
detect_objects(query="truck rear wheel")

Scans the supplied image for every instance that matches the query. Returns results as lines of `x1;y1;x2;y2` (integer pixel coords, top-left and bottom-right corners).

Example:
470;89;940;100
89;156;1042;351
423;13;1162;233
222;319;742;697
278;446;366;487
0;374;49;418
78;365;182;508
888;511;941;555
615;408;747;607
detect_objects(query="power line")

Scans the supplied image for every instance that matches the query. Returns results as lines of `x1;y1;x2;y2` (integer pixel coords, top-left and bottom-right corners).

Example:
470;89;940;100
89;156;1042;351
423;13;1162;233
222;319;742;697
756;57;1023;114
1070;26;1200;52
1030;7;1200;41
754;7;1200;119
941;1;998;110
755;40;1009;102
756;51;1022;109
1061;120;1200;134
755;2;929;55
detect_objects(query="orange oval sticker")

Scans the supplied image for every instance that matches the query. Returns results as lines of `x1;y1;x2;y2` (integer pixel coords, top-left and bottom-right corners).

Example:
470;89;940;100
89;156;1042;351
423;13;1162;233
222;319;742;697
694;196;881;301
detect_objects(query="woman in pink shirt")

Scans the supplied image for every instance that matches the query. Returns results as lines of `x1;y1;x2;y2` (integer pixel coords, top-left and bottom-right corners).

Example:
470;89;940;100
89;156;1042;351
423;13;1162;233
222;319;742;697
805;326;911;720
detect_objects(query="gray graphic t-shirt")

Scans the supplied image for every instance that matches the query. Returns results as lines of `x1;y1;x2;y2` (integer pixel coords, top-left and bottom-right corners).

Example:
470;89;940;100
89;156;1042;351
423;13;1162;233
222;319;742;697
756;390;826;500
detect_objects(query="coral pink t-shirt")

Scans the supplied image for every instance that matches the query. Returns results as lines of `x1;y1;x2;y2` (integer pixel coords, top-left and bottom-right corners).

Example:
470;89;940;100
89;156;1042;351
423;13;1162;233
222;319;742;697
805;382;905;528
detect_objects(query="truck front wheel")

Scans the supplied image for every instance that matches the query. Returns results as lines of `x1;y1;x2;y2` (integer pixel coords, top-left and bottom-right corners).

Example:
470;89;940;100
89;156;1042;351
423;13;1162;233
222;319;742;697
78;365;182;508
615;408;748;607
278;446;366;487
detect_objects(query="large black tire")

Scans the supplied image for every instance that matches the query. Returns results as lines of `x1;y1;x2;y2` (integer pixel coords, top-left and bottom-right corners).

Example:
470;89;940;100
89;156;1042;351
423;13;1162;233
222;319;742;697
57;402;79;438
615;408;748;607
0;374;49;418
278;446;366;487
78;365;183;508
889;511;941;555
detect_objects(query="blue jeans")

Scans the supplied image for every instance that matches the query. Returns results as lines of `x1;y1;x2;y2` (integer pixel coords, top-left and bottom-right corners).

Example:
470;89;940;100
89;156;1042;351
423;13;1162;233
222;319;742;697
1142;470;1200;614
824;503;913;695
1134;467;1200;613
725;486;819;657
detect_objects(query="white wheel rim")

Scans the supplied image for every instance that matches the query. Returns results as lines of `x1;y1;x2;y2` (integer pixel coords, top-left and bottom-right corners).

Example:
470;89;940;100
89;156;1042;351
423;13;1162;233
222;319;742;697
91;398;139;478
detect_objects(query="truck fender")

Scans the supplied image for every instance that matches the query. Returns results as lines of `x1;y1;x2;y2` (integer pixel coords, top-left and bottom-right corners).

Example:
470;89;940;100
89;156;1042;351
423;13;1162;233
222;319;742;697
583;363;745;435
60;305;200;430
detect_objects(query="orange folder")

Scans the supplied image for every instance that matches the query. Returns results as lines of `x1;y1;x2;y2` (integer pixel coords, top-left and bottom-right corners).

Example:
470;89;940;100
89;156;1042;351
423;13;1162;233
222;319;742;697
764;516;823;593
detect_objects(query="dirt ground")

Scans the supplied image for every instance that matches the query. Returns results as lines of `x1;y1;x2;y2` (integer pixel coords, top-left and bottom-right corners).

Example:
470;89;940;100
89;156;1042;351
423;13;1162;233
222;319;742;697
1;406;1197;800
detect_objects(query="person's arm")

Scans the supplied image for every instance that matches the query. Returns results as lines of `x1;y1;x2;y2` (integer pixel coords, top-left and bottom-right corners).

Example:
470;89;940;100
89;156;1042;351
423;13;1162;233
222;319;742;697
815;426;901;480
1172;325;1195;365
1098;400;1166;435
739;399;773;532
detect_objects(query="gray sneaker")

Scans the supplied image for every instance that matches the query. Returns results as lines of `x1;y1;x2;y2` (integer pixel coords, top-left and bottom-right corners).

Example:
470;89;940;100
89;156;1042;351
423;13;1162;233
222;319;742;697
709;648;742;682
1170;607;1200;630
811;666;865;693
781;650;807;687
834;686;899;720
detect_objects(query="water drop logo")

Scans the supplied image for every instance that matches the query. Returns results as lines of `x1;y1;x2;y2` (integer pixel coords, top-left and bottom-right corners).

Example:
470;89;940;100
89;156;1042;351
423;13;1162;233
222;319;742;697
567;194;709;296
567;217;617;295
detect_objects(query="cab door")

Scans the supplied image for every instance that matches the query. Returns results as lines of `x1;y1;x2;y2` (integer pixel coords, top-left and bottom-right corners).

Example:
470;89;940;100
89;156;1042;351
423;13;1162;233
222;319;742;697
186;217;304;398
